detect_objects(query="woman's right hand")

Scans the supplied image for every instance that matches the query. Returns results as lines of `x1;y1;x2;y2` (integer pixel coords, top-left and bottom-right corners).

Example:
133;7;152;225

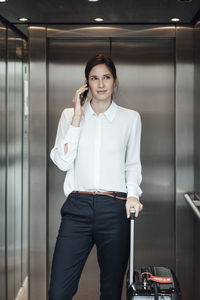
72;84;89;117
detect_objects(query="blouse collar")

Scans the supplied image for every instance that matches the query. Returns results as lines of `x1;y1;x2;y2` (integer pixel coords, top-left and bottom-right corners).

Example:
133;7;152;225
84;99;118;122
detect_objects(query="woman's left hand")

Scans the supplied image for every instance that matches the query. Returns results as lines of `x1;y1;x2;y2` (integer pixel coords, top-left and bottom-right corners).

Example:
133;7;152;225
125;196;143;218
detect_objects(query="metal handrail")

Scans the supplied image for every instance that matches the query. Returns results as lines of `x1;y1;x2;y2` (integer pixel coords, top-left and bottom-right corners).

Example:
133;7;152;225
184;193;200;220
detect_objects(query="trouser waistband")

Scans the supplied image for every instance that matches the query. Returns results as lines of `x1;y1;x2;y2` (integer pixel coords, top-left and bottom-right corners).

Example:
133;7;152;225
71;190;127;200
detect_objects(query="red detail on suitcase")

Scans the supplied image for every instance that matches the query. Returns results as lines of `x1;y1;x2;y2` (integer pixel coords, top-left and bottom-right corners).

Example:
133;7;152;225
141;272;173;283
148;275;173;283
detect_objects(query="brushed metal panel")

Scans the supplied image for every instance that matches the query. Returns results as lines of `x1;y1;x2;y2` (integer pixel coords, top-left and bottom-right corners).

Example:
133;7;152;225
48;38;110;300
7;27;17;300
194;21;200;300
175;26;194;300
7;27;25;300
0;21;6;300
1;23;26;300
112;38;175;269
14;36;23;295
28;26;47;300
194;25;200;191
47;25;176;38
22;40;29;282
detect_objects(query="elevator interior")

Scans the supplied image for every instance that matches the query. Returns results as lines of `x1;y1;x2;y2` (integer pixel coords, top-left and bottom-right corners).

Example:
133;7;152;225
0;1;200;300
28;25;199;300
48;35;175;299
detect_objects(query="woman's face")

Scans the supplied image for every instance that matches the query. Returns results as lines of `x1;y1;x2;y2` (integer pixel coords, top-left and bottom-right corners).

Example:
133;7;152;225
88;64;115;103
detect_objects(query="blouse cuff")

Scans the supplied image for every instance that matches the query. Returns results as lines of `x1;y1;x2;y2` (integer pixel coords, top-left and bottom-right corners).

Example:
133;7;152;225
60;125;81;156
127;185;143;200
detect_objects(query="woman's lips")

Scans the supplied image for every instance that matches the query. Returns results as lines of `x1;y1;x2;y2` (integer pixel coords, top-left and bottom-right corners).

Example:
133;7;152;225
97;90;107;94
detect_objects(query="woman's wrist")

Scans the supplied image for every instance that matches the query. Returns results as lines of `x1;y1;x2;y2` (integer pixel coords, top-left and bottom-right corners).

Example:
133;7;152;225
71;114;82;127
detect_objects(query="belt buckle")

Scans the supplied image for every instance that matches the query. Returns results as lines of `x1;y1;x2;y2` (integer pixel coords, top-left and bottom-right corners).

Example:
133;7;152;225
111;191;116;197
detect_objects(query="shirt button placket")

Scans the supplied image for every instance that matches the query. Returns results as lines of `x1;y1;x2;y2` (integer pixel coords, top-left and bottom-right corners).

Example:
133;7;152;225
93;115;102;191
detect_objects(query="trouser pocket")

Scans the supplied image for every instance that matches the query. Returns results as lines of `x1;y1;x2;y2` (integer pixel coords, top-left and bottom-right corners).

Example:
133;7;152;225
60;193;73;216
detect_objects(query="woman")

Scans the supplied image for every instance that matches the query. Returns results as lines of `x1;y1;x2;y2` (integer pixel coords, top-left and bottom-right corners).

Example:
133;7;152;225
48;54;143;300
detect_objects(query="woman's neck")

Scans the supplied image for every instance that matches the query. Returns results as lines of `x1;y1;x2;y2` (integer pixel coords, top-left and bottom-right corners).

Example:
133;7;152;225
90;99;112;115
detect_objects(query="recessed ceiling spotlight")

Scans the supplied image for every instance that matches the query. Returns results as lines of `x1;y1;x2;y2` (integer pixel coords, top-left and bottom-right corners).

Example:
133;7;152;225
171;18;180;22
18;17;28;22
88;0;99;2
94;18;103;22
0;0;7;2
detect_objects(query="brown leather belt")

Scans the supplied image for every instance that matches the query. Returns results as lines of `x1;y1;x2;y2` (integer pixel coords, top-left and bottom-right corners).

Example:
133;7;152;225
71;190;127;200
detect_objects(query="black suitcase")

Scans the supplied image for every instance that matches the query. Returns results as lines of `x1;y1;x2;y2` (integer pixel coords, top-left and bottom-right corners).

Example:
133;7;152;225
126;208;182;300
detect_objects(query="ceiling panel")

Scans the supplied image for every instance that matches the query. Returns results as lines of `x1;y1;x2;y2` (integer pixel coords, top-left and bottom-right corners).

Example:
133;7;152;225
0;0;200;25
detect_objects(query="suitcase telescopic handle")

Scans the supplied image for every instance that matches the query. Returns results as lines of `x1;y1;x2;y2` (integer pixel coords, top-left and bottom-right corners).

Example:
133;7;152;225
129;208;136;290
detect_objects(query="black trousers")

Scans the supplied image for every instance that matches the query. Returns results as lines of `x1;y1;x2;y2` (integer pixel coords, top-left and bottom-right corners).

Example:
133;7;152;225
48;191;130;300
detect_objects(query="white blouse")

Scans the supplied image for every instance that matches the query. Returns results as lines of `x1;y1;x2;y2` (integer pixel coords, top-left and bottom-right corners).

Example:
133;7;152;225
50;99;143;200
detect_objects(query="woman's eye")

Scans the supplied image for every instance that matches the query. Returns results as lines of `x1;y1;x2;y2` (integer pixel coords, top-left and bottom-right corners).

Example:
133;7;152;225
90;75;111;80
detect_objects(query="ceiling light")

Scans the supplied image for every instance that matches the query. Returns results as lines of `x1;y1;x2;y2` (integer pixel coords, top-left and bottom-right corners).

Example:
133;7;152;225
94;18;103;22
0;0;7;2
88;0;99;2
171;18;180;22
18;17;28;22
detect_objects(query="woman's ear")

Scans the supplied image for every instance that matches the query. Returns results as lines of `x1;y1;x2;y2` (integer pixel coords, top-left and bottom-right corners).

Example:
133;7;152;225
114;79;118;87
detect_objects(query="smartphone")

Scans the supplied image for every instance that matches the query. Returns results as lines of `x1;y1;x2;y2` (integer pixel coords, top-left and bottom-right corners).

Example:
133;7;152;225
80;82;88;106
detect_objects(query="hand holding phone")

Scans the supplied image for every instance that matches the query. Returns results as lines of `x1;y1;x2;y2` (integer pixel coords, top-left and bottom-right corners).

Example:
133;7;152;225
80;81;89;106
72;83;89;119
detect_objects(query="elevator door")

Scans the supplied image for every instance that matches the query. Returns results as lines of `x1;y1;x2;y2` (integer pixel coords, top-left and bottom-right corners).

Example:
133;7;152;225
48;38;175;299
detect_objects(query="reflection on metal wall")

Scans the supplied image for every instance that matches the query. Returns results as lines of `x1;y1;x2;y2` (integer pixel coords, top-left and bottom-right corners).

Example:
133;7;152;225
22;41;29;284
175;26;194;300
194;21;200;300
112;38;175;269
29;26;47;300
0;21;6;300
7;26;17;300
0;21;28;300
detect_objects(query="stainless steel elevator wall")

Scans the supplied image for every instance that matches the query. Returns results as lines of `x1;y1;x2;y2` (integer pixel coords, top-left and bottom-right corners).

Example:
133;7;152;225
0;21;6;300
48;37;175;299
0;21;28;300
194;21;200;300
112;39;175;268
